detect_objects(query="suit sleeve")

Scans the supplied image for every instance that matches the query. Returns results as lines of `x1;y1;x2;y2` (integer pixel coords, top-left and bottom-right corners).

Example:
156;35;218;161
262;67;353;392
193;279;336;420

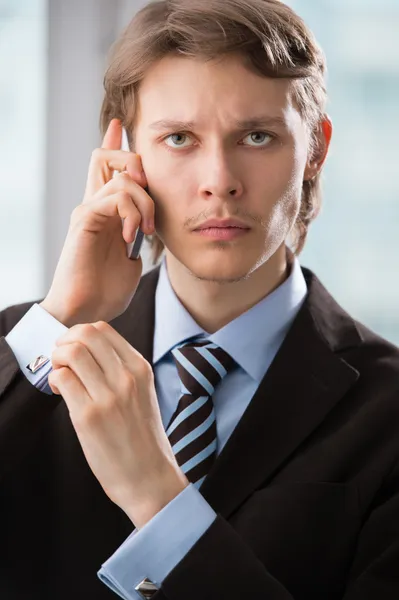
142;460;399;600
97;483;216;599
0;300;63;483
154;512;294;600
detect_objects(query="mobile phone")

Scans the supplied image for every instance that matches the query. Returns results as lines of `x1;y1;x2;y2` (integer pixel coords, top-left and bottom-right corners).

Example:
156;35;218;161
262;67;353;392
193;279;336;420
120;125;146;260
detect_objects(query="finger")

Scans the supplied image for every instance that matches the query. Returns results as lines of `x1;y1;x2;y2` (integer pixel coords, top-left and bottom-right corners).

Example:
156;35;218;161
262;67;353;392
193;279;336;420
48;376;61;395
51;340;111;404
91;322;151;380
91;118;122;192
84;118;146;199
101;119;147;185
48;366;90;413
130;154;148;189
91;172;154;234
55;324;126;394
72;190;145;243
84;148;146;201
102;118;122;151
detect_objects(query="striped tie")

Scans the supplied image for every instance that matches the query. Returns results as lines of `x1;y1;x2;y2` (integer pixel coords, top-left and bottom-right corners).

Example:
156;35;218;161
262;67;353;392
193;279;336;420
166;338;237;489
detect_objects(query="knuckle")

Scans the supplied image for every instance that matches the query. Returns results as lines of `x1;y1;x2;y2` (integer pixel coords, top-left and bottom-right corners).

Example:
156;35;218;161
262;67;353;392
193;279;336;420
70;204;84;222
103;393;119;412
48;369;57;384
117;190;133;204
95;320;109;332
79;405;100;426
53;366;69;382
137;359;153;381
69;342;86;361
74;323;96;338
70;204;93;229
51;346;62;364
71;203;82;216
120;370;136;395
91;147;104;160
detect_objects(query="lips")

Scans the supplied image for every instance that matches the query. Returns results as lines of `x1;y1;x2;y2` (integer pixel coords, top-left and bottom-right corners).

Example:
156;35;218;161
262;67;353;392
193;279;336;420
193;225;251;241
194;218;250;231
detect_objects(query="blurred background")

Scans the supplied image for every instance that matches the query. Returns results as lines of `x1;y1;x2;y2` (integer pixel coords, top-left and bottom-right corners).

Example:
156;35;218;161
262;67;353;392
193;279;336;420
0;0;398;343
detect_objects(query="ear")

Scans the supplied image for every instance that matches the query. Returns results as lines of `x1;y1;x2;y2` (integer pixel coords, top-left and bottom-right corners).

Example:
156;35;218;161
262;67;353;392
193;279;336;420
303;115;333;181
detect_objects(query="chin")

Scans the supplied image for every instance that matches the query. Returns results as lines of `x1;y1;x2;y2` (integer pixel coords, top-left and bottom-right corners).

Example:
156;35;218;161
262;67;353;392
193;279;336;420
179;247;259;283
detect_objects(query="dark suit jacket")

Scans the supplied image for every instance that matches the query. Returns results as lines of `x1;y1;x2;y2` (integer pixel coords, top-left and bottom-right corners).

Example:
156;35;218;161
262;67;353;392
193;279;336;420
1;264;399;600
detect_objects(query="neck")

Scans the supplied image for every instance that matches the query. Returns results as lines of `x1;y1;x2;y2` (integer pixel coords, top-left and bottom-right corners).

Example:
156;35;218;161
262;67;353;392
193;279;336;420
164;243;291;334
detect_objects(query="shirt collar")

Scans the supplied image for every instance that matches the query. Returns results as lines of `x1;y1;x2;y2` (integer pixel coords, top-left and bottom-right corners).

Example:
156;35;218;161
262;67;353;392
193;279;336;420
153;248;308;382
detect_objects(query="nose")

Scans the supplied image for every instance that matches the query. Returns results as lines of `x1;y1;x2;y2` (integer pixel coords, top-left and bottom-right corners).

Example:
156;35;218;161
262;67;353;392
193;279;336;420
197;151;244;201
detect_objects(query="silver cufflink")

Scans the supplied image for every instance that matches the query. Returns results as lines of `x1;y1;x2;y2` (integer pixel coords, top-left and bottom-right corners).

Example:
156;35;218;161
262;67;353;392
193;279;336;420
26;355;50;374
134;577;159;599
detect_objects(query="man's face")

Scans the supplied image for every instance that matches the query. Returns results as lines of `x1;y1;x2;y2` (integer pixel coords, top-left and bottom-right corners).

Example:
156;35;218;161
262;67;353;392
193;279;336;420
133;53;312;282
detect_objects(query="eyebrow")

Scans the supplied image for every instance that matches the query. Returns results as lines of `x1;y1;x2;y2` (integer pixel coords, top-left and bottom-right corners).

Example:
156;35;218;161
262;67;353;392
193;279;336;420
148;115;288;132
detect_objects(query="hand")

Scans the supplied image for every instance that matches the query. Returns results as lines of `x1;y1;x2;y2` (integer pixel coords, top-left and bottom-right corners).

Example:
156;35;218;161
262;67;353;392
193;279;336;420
48;321;190;528
40;118;155;327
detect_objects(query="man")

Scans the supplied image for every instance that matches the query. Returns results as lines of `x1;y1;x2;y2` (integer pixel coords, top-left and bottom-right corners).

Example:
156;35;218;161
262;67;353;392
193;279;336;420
1;0;398;598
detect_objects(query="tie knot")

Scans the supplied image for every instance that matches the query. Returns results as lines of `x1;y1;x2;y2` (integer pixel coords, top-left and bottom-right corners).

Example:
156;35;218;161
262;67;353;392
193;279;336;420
171;339;237;398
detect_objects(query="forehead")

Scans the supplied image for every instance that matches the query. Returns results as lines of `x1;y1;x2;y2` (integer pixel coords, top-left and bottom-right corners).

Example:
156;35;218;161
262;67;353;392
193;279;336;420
135;53;301;130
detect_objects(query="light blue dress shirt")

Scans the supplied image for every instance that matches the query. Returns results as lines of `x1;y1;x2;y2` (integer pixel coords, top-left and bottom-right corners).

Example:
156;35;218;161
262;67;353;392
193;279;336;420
5;250;307;599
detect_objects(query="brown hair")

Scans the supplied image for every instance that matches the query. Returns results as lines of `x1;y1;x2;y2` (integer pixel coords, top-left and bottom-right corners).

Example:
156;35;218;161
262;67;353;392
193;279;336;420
100;0;328;266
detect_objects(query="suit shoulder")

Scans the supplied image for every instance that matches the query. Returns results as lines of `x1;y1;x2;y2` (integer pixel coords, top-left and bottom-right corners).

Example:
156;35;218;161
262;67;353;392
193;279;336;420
344;318;399;426
353;318;399;370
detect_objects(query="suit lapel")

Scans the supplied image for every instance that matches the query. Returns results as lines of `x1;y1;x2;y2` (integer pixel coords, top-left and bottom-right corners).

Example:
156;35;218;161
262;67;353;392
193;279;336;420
111;264;361;522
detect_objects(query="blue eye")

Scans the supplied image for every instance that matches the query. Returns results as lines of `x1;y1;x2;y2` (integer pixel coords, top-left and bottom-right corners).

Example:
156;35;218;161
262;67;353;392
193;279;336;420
164;133;191;148
163;131;275;149
242;132;273;146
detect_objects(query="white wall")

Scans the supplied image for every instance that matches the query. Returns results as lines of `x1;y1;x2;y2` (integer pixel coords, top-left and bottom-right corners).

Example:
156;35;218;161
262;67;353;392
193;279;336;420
44;0;153;292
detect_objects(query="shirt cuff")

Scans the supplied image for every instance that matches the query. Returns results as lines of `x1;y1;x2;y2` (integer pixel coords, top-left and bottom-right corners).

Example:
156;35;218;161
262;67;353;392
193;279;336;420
5;303;68;394
97;482;217;599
